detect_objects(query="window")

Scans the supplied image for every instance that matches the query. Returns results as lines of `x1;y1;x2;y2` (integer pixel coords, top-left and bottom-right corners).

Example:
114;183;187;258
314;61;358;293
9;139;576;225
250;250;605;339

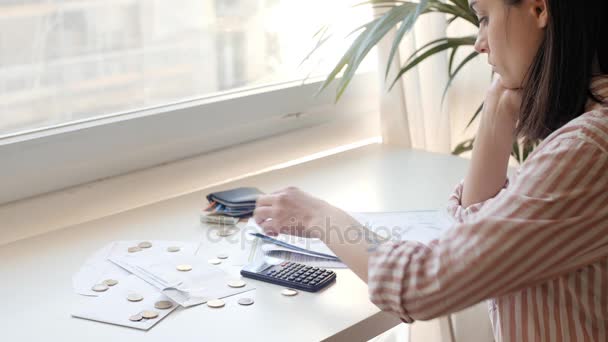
0;0;374;137
0;1;379;205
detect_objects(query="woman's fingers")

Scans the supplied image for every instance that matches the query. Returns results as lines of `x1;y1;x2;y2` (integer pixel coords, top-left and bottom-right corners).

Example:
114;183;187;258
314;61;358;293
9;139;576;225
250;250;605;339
253;206;277;224
259;218;280;236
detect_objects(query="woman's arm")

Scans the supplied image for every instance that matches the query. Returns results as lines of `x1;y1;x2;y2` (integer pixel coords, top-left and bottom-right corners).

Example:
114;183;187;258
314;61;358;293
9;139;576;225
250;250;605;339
461;78;520;208
255;135;608;322
254;190;376;283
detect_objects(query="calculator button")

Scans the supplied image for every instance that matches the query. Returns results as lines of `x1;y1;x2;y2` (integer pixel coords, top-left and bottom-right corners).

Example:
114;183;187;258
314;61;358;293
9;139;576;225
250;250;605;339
302;280;310;284
310;281;317;286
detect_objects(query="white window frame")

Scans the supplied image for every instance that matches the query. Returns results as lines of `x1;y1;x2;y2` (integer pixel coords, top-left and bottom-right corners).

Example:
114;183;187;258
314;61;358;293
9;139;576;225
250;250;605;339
0;72;378;204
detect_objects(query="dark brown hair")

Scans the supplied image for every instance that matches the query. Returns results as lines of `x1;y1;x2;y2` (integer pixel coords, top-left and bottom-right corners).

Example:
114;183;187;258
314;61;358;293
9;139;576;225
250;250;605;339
505;0;608;145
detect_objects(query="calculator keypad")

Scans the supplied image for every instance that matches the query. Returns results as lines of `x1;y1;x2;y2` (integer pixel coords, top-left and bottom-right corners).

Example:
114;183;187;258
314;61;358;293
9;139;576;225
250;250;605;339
242;261;335;292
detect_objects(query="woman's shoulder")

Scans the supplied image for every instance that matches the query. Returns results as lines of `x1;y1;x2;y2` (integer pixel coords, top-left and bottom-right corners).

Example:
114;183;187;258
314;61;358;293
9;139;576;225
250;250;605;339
537;76;608;155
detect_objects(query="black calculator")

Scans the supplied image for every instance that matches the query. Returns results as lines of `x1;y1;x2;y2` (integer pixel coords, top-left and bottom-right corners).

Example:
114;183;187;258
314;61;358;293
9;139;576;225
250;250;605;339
240;260;336;292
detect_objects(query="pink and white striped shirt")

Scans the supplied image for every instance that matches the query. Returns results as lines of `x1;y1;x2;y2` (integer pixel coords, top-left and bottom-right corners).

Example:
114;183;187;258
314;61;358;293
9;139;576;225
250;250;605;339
368;75;608;342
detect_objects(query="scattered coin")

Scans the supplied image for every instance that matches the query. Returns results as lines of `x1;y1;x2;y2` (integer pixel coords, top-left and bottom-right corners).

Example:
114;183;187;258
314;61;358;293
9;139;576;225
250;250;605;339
91;284;109;292
128;246;142;253
176;264;193;272
208;258;222;265
167;246;181;253
216;253;229;259
129;313;143;322
237;297;254;306
227;280;246;288
127;293;144;302
281;288;299;297
154;300;173;310
141;310;159;319
138;241;152;249
102;279;118;287
206;299;225;308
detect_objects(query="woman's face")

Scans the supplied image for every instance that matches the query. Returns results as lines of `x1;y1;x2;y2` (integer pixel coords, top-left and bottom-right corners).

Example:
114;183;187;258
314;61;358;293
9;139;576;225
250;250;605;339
470;0;548;89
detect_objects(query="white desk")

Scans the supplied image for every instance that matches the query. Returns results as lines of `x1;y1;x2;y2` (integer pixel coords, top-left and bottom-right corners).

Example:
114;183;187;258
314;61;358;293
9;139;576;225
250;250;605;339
0;144;471;341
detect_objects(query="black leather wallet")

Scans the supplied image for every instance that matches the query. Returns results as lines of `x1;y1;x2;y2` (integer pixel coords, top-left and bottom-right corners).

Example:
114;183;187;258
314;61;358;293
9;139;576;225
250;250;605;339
206;187;265;217
207;187;264;206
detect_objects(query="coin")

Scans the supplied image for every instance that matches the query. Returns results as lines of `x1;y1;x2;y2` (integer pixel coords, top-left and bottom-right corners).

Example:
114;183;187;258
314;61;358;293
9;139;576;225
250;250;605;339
102;279;118;287
227;280;246;288
237;297;254;306
206;299;225;308
176;264;192;272
154;300;173;310
281;288;299;297
138;241;152;249
208;258;222;265
129;313;143;322
91;284;109;292
167;246;181;253
127;293;144;302
141;310;159;319
216;253;229;259
128;246;142;253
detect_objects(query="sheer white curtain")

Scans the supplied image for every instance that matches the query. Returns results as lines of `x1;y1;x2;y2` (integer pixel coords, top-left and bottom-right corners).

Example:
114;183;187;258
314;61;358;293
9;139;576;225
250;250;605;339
374;11;495;342
377;13;491;156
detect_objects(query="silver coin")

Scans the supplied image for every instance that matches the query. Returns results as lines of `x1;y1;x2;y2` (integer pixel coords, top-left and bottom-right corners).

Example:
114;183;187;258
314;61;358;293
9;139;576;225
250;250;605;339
237;297;254;306
167;246;181;253
102;279;118;287
154;300;173;310
208;258;222;265
138;241;152;249
281;288;299;297
227;280;246;288
91;284;109;292
176;264;193;272
141;310;159;319
206;299;225;308
127;293;144;302
129;313;143;322
128;246;142;253
216;253;229;259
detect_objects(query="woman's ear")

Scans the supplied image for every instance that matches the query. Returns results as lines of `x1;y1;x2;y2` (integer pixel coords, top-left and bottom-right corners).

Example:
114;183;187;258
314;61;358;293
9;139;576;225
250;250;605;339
531;0;548;28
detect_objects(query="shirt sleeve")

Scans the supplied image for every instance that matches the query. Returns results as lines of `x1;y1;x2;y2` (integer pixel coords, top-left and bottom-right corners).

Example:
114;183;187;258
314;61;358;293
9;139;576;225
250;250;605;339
368;135;608;323
446;177;510;224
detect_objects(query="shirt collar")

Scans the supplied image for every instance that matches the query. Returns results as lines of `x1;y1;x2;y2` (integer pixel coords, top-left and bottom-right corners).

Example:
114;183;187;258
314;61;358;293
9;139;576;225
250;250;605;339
586;75;608;111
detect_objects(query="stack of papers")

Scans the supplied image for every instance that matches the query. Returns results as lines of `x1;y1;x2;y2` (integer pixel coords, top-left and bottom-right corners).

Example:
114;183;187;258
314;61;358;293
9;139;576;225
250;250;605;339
351;210;455;245
246;219;347;268
244;210;455;268
71;240;255;330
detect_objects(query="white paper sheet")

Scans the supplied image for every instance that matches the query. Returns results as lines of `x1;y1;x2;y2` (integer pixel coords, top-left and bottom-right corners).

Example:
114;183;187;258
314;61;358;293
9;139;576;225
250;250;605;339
350;210;455;245
71;274;177;331
72;240;198;296
110;254;255;307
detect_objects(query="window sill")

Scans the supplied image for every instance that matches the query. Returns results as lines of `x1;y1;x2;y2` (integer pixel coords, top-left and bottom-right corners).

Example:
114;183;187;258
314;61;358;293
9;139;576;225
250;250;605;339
0;114;380;245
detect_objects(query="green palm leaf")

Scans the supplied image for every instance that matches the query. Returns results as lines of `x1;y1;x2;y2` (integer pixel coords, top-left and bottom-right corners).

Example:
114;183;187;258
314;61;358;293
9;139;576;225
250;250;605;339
390;36;475;91
385;0;429;79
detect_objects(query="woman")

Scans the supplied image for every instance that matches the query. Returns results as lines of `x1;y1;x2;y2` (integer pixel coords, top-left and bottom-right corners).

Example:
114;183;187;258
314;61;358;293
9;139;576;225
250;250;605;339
253;0;608;340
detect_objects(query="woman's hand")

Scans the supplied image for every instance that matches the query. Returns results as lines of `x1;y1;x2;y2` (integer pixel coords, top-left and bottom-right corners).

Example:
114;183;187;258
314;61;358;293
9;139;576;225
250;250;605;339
460;76;522;208
481;76;522;131
253;187;347;239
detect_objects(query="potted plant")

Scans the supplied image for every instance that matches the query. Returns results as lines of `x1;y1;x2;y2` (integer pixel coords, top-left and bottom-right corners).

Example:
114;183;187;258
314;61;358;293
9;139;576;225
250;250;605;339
308;0;537;163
